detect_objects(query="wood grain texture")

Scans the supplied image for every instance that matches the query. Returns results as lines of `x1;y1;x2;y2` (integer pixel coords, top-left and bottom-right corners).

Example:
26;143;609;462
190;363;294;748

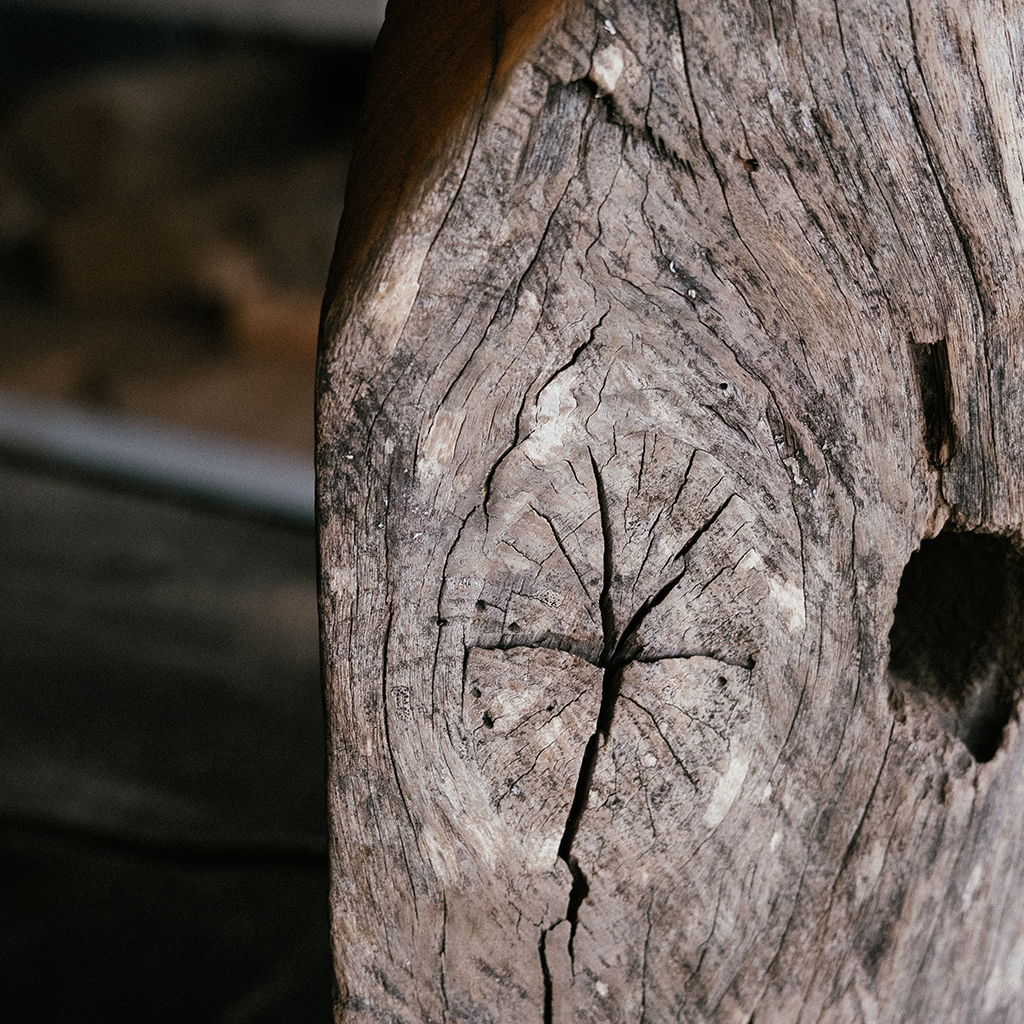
323;0;566;304
318;1;1024;1020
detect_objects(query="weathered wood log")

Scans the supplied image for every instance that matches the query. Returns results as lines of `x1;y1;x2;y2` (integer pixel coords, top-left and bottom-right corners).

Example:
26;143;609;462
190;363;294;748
317;1;1024;1020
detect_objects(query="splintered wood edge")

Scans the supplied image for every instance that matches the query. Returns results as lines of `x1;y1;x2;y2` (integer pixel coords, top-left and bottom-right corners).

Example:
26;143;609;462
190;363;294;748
321;0;567;321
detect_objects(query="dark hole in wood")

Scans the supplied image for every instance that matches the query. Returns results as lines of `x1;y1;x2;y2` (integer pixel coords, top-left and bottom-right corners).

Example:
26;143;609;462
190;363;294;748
482;712;494;729
887;530;1024;762
909;338;956;468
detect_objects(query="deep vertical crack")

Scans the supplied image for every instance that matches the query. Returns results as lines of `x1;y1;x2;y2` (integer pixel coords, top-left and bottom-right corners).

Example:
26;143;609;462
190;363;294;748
556;724;597;950
539;927;555;1024
536;456;737;1015
590;450;618;657
548;461;737;1001
543;453;616;986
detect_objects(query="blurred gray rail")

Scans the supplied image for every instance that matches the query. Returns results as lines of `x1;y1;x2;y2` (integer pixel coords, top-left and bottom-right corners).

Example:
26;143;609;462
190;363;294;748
0;389;314;525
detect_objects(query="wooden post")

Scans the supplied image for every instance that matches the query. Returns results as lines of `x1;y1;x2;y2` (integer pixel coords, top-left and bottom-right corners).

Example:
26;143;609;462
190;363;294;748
317;1;1024;1020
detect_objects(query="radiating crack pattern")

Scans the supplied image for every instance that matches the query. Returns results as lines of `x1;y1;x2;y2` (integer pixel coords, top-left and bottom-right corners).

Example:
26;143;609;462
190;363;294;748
538;451;738;1021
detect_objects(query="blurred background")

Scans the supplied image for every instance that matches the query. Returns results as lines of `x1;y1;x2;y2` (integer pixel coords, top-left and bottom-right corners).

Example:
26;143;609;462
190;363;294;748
0;1;381;1020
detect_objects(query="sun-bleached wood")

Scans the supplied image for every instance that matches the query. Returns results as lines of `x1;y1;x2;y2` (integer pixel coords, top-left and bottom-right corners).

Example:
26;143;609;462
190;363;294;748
317;1;1024;1020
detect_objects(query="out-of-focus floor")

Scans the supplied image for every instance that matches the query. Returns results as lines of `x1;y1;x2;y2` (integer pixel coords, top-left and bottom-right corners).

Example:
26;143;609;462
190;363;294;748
0;448;329;1024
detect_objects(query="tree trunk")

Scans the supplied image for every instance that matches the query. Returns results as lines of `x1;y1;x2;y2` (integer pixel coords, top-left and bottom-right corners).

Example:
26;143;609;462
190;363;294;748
316;1;1024;1020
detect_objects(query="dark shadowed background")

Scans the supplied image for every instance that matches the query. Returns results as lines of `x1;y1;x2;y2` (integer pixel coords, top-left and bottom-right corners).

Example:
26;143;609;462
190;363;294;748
0;1;380;1020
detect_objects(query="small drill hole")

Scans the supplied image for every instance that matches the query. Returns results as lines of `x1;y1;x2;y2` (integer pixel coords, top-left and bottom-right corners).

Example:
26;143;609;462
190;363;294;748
482;712;495;729
471;687;482;699
475;599;487;612
887;529;1024;763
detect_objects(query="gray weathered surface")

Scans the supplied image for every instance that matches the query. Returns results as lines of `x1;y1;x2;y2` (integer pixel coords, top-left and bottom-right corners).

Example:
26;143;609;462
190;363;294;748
317;1;1024;1020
